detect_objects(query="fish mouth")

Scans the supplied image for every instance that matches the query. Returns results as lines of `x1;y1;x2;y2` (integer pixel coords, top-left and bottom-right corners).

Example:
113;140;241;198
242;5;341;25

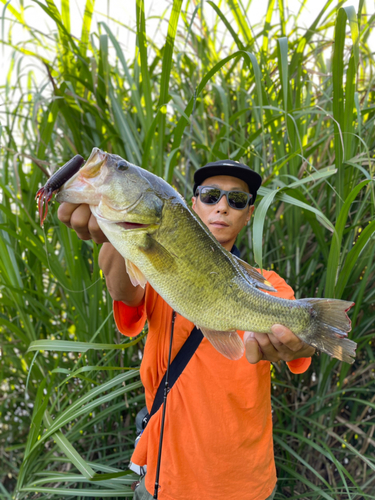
57;149;108;204
79;148;107;178
116;222;151;230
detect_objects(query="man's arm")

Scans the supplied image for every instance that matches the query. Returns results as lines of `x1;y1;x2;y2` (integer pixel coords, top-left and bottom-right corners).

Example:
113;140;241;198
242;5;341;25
57;202;145;307
98;243;145;306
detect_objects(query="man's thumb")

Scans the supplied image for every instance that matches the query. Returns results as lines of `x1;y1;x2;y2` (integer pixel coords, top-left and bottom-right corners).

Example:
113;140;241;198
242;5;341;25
244;331;263;364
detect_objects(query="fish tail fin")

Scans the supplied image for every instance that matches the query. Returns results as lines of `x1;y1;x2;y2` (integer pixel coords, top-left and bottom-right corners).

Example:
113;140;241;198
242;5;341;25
300;298;357;364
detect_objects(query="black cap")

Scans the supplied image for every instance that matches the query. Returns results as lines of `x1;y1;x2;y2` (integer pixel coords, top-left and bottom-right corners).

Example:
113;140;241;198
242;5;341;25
193;159;262;204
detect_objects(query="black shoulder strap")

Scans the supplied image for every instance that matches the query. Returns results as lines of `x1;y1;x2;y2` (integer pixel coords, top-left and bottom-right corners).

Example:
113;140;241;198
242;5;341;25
149;325;203;419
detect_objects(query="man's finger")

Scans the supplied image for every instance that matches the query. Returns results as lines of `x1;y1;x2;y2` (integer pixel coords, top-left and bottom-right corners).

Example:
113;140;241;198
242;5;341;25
252;332;282;362
244;332;263;364
88;214;108;244
57;202;81;228
70;204;93;240
294;345;316;358
263;333;284;350
270;326;316;358
271;324;304;352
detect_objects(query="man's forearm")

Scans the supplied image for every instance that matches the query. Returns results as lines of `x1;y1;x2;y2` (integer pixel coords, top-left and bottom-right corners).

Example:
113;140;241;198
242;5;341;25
98;243;145;306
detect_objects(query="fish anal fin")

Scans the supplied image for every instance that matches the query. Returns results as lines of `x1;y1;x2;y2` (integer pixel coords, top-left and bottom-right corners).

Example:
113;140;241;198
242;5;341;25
125;258;147;288
233;256;277;292
198;326;244;360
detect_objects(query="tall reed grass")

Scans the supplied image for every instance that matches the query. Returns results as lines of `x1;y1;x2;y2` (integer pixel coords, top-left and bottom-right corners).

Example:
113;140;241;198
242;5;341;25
0;0;374;498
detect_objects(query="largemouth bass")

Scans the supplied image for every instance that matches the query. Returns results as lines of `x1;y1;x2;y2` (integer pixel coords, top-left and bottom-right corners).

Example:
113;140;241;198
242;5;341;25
41;148;356;363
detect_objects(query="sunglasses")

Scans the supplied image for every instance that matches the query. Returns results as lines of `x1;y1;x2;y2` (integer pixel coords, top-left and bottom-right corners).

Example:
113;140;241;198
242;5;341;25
195;186;253;210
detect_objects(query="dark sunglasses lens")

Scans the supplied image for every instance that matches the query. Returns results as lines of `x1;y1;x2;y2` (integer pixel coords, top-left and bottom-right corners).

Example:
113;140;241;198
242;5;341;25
228;191;249;209
200;188;221;204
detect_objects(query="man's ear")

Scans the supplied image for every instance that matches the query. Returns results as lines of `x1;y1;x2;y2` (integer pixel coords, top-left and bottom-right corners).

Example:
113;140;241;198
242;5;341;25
246;205;255;224
191;196;197;212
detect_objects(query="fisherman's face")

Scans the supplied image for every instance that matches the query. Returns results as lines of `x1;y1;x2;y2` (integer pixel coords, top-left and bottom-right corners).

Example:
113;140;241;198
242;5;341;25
192;175;254;251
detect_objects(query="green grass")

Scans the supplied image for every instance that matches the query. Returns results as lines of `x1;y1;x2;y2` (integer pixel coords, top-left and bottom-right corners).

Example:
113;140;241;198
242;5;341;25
0;0;374;498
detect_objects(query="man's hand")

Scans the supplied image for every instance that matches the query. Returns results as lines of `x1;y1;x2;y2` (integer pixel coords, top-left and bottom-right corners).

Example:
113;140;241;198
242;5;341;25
57;202;108;244
244;324;315;364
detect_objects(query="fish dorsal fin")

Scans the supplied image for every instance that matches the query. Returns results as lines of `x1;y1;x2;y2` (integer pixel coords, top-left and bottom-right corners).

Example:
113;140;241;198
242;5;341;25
125;258;147;288
232;255;277;292
198;326;244;360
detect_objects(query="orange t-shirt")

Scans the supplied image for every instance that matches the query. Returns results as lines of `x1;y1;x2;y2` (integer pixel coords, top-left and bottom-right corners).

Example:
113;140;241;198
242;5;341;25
113;270;311;500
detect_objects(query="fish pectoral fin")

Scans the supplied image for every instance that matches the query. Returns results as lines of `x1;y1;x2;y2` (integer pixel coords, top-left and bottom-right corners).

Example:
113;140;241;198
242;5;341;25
198;326;244;360
138;236;177;272
125;259;147;288
233;256;277;292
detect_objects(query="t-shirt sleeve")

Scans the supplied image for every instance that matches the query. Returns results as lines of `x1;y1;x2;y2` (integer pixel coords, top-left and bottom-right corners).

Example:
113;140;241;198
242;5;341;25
262;270;312;374
113;300;146;337
261;270;295;300
286;357;311;374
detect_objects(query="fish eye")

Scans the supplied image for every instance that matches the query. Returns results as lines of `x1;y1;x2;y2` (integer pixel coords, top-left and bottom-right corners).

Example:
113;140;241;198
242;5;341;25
116;160;129;171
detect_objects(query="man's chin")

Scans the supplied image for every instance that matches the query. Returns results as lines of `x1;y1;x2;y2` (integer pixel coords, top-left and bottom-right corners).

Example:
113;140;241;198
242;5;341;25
209;227;227;238
206;225;235;245
210;224;229;233
212;233;234;249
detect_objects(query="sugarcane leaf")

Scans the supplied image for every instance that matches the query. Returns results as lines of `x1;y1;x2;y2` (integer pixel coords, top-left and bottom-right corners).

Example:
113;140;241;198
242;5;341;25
226;0;253;48
79;0;95;57
325;180;371;297
20;487;134;497
207;1;245;51
335;220;375;298
27;336;145;353
43;410;95;479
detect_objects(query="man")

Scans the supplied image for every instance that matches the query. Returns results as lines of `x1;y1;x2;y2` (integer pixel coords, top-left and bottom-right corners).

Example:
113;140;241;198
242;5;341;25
58;159;314;500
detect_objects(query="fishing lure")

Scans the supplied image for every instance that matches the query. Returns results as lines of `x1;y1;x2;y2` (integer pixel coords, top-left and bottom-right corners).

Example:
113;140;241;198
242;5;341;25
35;154;84;226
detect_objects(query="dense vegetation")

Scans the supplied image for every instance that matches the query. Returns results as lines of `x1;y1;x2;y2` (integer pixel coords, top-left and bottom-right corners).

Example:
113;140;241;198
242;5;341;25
0;0;374;498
